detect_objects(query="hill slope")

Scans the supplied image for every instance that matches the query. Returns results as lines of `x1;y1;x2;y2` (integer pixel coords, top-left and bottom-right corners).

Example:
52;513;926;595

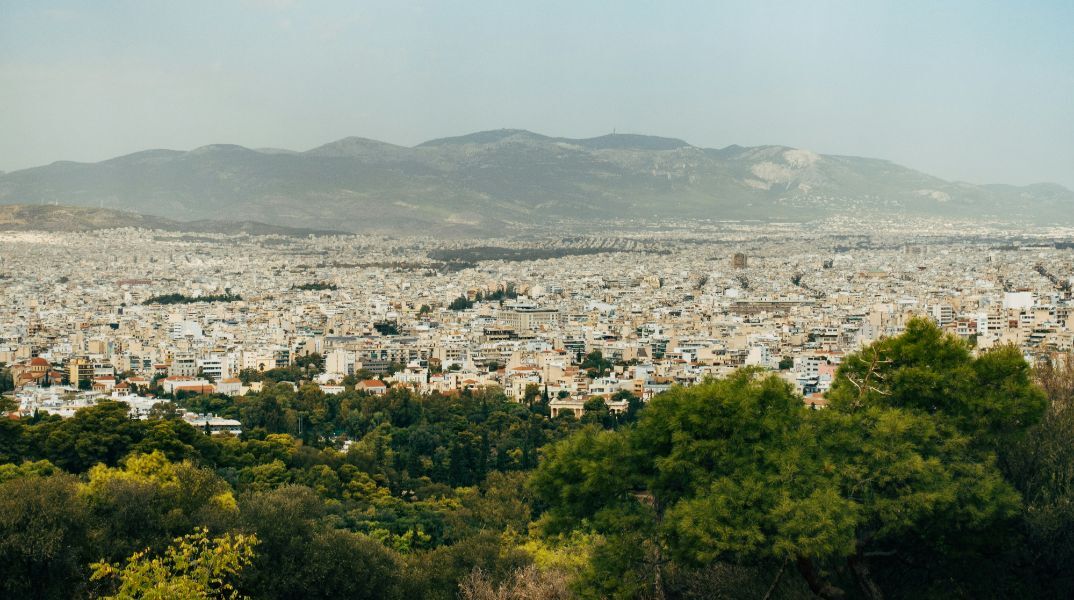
0;204;342;235
1;130;1070;231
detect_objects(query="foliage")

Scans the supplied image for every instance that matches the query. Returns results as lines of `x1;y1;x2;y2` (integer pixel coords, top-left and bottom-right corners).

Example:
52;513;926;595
1000;353;1074;597
0;319;1068;598
459;564;572;600
0;472;90;599
91;528;257;599
293;352;324;373
292;282;338;291
532;320;1049;599
0;361;14;395
143;292;241;305
579;351;613;378
449;295;474;311
236;485;402;599
374;320;401;336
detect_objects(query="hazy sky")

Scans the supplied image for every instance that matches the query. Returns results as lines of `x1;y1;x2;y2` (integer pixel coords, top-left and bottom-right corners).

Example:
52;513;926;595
2;1;1072;188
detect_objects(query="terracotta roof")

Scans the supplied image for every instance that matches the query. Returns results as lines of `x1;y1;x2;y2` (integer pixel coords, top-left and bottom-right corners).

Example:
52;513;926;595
359;379;386;387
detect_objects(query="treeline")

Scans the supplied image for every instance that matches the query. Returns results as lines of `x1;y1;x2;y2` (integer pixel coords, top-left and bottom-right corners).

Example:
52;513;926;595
0;385;601;599
429;246;617;263
143;292;242;305
449;285;520;311
3;319;1074;598
531;319;1074;598
292;282;338;291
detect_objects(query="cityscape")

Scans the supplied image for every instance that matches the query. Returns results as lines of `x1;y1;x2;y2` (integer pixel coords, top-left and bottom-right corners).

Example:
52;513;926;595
5;216;1074;425
3;1;1073;599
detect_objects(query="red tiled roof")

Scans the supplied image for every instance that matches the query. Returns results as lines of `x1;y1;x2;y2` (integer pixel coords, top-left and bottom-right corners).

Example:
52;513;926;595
359;379;386;387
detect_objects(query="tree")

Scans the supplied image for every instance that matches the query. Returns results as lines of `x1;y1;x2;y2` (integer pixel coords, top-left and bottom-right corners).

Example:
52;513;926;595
580;398;614;429
0;361;14;395
294;353;324;374
405;530;531;600
91;528;257;599
0;473;90;600
374;321;401;336
579;351;613;378
449;296;474;311
288;528;402;600
459;564;572;600
1000;353;1074;597
522;384;542;407
610;390;644;425
531;320;1048;599
238;369;263;385
826;318;1045;450
82;452;238;563
236;485;402;599
32;401;144;472
812;319;1044;597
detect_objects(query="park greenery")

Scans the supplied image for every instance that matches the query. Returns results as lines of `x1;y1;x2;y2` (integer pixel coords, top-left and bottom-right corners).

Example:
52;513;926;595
449;285;521;311
292;282;338;291
1;319;1073;598
143;292;242;305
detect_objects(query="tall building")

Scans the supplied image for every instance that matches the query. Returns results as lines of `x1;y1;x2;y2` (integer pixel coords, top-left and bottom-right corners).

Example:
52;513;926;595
68;357;92;387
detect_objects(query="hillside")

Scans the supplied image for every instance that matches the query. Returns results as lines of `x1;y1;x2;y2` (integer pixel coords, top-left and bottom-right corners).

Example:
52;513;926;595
1;130;1071;232
0;204;342;236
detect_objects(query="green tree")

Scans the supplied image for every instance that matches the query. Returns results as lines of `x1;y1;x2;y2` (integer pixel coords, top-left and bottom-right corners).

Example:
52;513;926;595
237;485;401;599
294;353;324;374
91;528;257;600
31;401;144;472
0;473;91;600
405;530;531;600
0;361;14;395
449;296;474;311
522;383;542;407
532;320;1047;599
82;452;238;563
579;351;612;378
580;397;614;429
1000;353;1074;597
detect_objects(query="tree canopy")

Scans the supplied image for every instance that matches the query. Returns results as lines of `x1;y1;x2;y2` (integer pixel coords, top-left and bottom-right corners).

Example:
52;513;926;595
532;319;1051;598
1;318;1071;598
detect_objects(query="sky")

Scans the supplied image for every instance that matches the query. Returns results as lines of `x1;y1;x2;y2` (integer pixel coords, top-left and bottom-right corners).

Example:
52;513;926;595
2;0;1072;188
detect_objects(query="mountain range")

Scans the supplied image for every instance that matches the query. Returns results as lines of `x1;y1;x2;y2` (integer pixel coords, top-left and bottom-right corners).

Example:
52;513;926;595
1;129;1071;232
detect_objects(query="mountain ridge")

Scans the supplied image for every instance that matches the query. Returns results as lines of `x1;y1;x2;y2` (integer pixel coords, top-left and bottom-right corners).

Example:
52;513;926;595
1;129;1070;232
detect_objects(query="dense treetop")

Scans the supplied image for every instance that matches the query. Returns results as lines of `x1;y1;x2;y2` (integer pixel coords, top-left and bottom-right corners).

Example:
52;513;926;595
1;319;1072;598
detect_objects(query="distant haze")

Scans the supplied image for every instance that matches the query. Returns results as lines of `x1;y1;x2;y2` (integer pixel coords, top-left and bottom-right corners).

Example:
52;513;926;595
1;1;1072;188
3;129;1072;233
